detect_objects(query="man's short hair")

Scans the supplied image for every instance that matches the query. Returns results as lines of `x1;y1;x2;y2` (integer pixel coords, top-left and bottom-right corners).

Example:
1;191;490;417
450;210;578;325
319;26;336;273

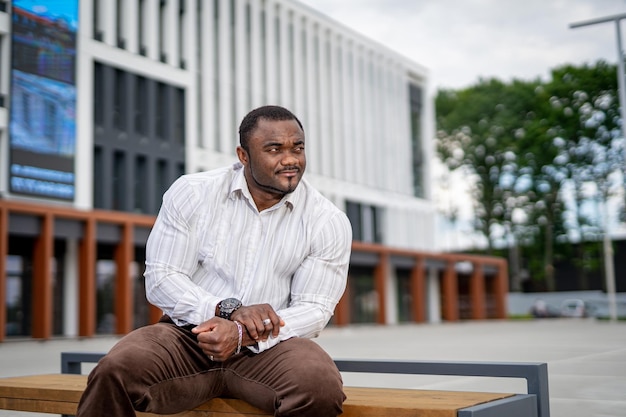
238;105;304;150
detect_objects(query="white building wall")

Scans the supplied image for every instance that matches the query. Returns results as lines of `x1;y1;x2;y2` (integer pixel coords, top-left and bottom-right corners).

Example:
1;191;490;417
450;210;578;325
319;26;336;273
234;0;249;124
2;0;435;250
74;1;95;209
0;0;437;335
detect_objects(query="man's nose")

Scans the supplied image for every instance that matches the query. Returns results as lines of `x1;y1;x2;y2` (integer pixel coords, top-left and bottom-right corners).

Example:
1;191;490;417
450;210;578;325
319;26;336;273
281;153;300;166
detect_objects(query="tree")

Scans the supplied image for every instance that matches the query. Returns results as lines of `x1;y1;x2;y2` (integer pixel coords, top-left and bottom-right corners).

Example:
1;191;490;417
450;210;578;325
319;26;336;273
436;78;538;254
435;61;624;291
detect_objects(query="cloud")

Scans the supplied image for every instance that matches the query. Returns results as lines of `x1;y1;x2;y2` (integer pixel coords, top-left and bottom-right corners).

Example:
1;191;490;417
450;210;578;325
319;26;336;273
298;0;626;90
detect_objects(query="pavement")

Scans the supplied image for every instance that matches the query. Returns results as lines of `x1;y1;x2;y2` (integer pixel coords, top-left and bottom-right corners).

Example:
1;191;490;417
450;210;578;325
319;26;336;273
0;318;625;417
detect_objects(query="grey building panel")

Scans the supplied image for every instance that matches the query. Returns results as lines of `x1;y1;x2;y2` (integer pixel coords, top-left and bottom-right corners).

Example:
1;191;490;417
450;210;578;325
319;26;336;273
133;226;152;245
8;214;40;235
349;251;379;267
425;258;447;270
96;223;120;243
54;218;82;239
389;255;416;269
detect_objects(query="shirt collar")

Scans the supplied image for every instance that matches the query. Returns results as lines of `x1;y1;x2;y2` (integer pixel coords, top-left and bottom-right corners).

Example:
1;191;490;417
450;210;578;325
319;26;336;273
229;162;300;211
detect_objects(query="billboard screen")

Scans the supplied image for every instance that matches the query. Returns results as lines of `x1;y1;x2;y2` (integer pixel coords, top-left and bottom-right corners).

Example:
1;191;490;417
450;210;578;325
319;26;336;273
9;1;79;200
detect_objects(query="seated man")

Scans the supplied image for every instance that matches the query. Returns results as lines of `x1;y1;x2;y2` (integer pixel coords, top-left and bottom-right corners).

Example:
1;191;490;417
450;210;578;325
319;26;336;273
77;105;352;417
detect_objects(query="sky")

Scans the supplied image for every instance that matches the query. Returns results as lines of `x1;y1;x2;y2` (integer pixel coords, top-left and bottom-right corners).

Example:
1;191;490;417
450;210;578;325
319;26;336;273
298;0;626;93
299;0;626;249
14;0;79;30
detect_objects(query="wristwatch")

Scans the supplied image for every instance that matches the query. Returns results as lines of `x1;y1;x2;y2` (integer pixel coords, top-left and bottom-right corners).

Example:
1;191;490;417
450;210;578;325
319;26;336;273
217;298;242;320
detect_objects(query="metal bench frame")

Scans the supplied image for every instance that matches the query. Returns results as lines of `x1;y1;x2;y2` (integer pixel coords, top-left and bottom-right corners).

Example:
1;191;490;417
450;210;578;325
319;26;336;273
62;352;549;417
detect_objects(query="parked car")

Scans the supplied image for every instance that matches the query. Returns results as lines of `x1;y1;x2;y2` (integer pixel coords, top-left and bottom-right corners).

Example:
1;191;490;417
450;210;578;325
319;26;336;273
560;299;591;318
530;299;560;318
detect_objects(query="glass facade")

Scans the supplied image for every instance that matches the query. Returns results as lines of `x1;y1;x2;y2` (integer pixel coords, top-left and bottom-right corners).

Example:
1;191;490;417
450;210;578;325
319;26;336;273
346;201;382;244
92;63;185;215
348;266;377;324
396;268;413;322
5;255;27;336
409;83;424;198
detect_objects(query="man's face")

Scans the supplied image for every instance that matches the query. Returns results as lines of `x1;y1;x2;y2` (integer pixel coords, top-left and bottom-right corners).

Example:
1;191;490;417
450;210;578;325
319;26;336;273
237;118;306;205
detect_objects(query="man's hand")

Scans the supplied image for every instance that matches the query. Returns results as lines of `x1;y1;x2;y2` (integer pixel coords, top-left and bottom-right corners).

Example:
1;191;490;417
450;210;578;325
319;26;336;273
231;303;285;342
192;317;240;362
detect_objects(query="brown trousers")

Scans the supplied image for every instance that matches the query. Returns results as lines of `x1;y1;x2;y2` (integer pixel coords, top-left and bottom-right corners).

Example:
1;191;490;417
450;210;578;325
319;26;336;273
76;316;345;417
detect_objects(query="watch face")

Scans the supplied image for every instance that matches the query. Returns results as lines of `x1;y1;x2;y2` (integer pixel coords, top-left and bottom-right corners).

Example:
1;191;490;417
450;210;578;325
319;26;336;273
222;298;241;311
219;298;242;319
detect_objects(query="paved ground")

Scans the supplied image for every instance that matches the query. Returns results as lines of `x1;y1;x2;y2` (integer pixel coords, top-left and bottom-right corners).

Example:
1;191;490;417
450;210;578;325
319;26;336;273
0;318;625;417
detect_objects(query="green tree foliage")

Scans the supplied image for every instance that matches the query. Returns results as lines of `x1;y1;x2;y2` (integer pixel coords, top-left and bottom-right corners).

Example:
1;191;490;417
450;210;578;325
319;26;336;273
435;61;623;291
436;78;540;253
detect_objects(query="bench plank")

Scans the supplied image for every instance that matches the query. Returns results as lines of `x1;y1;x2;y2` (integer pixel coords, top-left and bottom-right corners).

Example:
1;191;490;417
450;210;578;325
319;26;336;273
341;387;512;417
0;374;513;417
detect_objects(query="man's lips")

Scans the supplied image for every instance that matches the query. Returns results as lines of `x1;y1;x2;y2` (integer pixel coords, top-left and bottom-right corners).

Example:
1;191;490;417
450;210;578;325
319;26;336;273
277;168;300;177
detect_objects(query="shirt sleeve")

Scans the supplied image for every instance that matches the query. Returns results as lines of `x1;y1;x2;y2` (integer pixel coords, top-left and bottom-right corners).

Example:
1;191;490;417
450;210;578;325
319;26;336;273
248;210;353;353
144;177;221;325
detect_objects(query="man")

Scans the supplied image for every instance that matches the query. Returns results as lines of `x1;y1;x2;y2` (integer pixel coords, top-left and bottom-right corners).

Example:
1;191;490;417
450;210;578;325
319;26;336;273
76;105;353;417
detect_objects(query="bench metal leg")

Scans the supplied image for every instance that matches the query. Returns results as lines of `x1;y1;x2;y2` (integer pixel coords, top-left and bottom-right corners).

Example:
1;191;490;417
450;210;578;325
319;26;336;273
61;352;106;375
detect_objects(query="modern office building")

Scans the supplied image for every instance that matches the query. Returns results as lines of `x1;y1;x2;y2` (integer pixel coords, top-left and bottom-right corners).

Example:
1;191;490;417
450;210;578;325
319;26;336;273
0;0;507;342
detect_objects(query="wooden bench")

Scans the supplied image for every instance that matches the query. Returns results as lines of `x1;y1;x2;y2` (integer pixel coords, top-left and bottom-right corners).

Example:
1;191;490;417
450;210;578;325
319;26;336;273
0;353;550;417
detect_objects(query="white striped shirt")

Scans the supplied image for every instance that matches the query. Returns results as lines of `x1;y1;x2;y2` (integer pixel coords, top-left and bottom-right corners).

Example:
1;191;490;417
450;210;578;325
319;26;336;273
144;162;352;352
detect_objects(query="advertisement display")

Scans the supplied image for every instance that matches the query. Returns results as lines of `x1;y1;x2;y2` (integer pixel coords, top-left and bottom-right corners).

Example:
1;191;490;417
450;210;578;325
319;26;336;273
9;1;79;200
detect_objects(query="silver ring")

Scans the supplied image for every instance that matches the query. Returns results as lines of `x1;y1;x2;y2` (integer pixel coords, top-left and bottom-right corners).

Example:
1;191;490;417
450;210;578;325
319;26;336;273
210;355;214;361
262;318;271;326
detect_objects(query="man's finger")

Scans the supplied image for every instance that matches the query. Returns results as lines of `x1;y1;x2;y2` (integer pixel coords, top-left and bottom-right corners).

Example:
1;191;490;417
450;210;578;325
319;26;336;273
192;317;220;333
271;317;285;338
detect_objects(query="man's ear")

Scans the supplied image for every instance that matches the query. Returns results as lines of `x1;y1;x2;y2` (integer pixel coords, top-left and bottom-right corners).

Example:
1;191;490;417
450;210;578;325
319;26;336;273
236;146;248;165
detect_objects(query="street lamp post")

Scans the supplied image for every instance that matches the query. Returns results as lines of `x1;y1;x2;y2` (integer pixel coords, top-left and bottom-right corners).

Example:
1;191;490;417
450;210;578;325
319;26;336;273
570;13;626;322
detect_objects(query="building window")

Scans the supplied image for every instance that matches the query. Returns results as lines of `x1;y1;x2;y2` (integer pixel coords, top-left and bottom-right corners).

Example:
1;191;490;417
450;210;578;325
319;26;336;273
93;146;104;208
93;63;185;214
396;269;413;322
138;0;146;56
156;159;168;210
96;260;116;334
409;83;424;198
116;0;126;48
156;82;166;139
178;0;186;68
94;63;104;126
134;155;147;213
135;76;147;135
93;0;103;40
173;88;185;145
349;266;378;324
22;92;31;131
43;100;57;140
158;0;166;63
346;201;383;243
113;69;127;130
5;255;29;337
132;261;151;328
113;151;126;210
